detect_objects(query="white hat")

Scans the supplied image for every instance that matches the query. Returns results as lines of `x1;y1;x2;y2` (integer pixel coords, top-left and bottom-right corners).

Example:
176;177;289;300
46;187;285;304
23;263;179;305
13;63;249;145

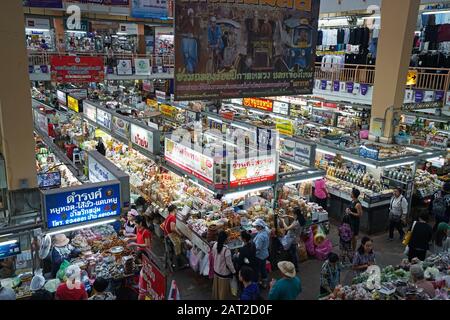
65;265;81;279
30;275;46;291
53;234;69;247
252;218;266;228
277;261;296;278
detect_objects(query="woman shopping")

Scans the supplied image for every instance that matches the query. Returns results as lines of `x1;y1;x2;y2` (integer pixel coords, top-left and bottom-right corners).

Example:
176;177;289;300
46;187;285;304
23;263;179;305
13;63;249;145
346;188;363;252
352;237;375;274
407;213;433;261
314;177;329;210
212;231;236;300
279;207;305;271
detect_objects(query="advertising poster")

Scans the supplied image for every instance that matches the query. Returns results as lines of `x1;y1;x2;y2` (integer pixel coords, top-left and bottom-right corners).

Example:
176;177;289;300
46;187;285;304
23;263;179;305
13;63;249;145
57;90;67;106
96;108;112;129
230;154;276;187
67;96;80;113
141;252;166;300
37;172;62;189
134;58;151;75
117;59;133;75
0;241;21;259
275;119;294;136
34;110;48;134
165;138;214;184
112;116;130;139
159;104;178;119
294;142;312;166
174;0;320;100
50;56;104;83
143;80;154;92
131;0;168;19
273;101;289;115
280;138;296;160
43;182;121;230
131;124;154;153
83;102;97;122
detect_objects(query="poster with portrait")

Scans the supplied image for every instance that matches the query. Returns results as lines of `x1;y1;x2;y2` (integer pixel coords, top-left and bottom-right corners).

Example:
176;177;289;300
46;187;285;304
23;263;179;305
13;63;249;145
174;0;320;100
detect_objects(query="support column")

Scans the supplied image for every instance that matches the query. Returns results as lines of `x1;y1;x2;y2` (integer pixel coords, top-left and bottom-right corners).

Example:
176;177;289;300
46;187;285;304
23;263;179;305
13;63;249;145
370;0;420;143
0;1;37;190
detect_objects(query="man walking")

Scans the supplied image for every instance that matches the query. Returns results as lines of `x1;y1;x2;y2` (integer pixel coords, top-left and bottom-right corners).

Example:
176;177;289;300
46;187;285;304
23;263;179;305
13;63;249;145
388;187;408;241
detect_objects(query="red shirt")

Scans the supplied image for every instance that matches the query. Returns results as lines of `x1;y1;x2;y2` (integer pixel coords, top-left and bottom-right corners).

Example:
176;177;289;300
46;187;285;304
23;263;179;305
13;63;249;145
164;214;176;235
55;282;88;300
136;228;151;251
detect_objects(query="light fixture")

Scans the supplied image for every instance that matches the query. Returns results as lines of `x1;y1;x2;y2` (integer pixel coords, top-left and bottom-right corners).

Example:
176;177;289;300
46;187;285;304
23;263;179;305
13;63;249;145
66;30;87;34
46;219;117;236
285;176;324;186
189;179;215;195
207;116;222;124
422;10;450;15
231;123;251;131
342;156;377;168
0;239;18;247
0;233;13;238
316;148;336;156
286;163;305;171
426;157;441;162
249;110;265;116
362;15;380;20
224;186;272;199
406;147;423;153
383;161;415;169
26;28;50;32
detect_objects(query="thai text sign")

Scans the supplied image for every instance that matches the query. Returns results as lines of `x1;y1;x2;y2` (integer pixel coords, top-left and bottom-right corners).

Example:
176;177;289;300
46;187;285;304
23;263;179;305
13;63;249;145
243;98;273;112
230;154;276;187
50;56;104;83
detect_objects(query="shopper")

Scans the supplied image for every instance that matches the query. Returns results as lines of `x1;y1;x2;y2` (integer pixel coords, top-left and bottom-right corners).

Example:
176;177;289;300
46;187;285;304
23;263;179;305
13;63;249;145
429;182;450;234
239;266;261;300
388;187;408;241
30;274;53;300
55;265;88;300
163;204;184;269
0;256;16;278
408;213;433;261
320;253;341;295
346;188;363;252
89;277;116;300
51;234;80;278
279;207;305;271
127;215;152;252
433;222;450;254
252;218;270;288
268;261;302;300
314;177;329;210
0;282;16;300
338;214;353;265
410;264;436;298
212;231;236;300
235;231;257;278
352;237;375;273
96;138;106;156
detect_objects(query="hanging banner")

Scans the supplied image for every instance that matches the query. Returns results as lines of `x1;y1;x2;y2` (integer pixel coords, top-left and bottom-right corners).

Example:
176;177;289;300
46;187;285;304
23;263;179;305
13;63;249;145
50;56;104;83
57;90;67;106
134;59;151;76
280;138;296;160
42;182;121;230
0;241;21;259
229;154;276;187
112;116;130;139
165;138;214;184
117;59;133;75
131;124;155;154
96;108;112;130
294;143;312;167
275;119;294;136
243;98;273;112
131;0;168;19
174;0;320;100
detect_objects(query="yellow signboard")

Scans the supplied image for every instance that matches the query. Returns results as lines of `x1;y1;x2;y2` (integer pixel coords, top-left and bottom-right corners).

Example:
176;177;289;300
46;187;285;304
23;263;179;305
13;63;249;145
159;104;178;119
146;99;158;108
275;119;294;136
67;96;79;113
406;70;418;86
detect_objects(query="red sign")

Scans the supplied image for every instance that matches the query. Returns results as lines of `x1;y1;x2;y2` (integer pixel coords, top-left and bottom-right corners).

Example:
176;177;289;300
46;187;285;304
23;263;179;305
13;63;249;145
141;253;166;300
243;98;273;112
50;56;104;83
322;102;338;109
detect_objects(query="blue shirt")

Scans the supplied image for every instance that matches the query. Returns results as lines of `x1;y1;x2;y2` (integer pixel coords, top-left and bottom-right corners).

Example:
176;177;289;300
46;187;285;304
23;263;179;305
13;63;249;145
240;283;260;300
208;25;223;49
268;277;302;300
254;229;269;260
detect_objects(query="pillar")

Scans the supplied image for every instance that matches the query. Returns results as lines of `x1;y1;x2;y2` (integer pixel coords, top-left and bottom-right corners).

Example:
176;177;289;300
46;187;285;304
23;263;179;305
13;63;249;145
369;0;420;143
138;23;146;55
0;1;38;190
54;17;65;53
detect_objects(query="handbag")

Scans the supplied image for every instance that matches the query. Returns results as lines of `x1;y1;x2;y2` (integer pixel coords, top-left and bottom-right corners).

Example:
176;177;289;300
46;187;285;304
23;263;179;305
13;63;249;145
402;221;417;247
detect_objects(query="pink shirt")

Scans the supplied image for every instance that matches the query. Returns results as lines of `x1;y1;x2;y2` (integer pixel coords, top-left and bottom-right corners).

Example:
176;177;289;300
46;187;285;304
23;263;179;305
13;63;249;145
314;179;327;199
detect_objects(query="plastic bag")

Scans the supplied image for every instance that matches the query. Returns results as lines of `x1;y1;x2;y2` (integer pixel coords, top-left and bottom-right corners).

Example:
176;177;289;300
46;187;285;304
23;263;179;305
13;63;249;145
189;248;201;272
230;275;238;297
199;252;210;276
56;260;70;281
314;239;333;261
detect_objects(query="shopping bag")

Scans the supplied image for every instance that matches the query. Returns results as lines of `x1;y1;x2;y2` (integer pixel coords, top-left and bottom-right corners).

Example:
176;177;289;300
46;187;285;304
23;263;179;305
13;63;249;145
200;253;210;277
402;221;417;246
230;276;238;297
168;280;181;300
189;247;201;272
56;260;70;281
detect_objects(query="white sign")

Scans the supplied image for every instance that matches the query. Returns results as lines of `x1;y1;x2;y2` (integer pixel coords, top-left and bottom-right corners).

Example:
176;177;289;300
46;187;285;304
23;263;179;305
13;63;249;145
155;90;166;101
25;18;50;30
57;90;67;106
164;138;214;184
134;58;151;76
280;138;296;160
273;101;289;115
131;124;154;153
88;155;115;183
229;154;276;187
294;143;312;166
117;59;133;75
83;102;97;123
118;23;138;35
230;98;243;105
96;108;112;129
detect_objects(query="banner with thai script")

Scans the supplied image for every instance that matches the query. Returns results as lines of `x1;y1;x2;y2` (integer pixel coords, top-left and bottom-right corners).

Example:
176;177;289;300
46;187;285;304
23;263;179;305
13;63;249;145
230;154;276;187
88;155;115;183
43;182;121;230
243;98;273;112
165;138;214;184
141;252;166;300
50;56;104;83
131;124;155;154
174;0;320;100
275;119;294;136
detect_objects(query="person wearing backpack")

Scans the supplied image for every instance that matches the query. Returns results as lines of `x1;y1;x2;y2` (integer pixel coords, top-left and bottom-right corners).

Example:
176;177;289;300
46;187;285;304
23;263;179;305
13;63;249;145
239;266;262;300
388;187;408;241
430;182;450;233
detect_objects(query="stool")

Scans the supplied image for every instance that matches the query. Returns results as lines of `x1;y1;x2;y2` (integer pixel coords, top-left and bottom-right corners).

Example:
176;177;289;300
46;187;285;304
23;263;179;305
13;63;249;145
73;148;82;165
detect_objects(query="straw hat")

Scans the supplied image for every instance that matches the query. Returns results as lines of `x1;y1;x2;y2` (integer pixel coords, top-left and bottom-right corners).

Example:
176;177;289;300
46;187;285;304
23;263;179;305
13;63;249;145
277;261;296;278
30;275;46;291
53;234;69;247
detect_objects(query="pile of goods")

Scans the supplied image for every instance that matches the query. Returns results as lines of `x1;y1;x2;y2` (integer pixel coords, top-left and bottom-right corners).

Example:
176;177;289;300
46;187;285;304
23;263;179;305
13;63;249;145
359;144;409;160
414;169;444;198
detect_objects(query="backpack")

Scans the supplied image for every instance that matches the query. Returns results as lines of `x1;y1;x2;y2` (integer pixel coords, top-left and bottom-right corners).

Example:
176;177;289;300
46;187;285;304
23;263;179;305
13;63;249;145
432;194;450;219
339;223;353;242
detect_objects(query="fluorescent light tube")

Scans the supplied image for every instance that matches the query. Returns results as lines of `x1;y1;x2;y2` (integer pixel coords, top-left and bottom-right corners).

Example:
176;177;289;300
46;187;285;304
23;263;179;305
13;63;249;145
342;156;377;168
231;123;251;131
426;157;441;162
0;239;18;246
316;148;336;156
285;176;324;186
287;163;305;171
423;10;450;15
383;161;415;169
26;28;50;32
47;219;117;236
0;233;13;238
208;117;222;123
406;147;423;153
224;186;272;199
189;179;215;195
